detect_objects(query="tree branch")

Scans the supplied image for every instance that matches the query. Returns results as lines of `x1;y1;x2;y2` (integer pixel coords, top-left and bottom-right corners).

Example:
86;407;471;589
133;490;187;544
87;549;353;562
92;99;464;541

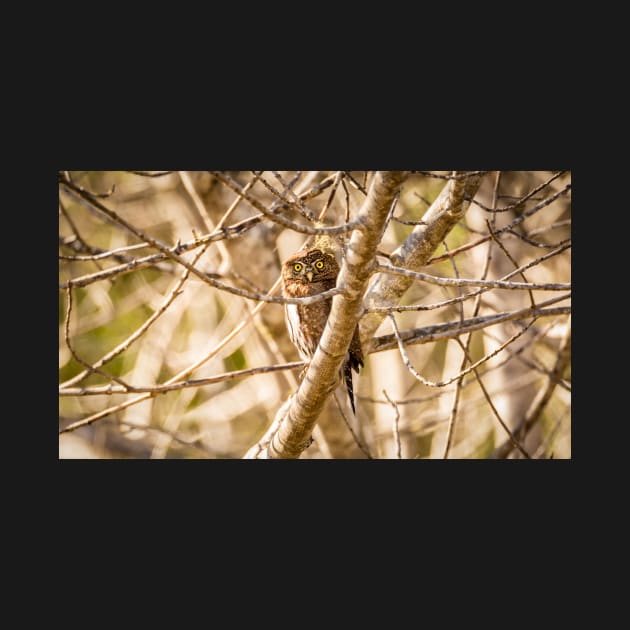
492;315;571;458
372;300;570;352
360;172;485;351
245;171;407;458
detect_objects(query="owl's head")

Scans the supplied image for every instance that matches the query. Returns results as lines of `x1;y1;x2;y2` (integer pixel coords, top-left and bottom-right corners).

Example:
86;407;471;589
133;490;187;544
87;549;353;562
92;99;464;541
282;248;340;284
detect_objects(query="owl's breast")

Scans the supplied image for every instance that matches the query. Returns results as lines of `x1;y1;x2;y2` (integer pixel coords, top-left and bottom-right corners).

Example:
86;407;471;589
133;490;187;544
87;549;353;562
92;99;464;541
284;297;332;360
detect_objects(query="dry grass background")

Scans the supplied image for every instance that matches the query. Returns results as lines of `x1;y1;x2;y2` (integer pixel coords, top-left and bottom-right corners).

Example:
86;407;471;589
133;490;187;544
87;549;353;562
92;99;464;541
59;171;571;459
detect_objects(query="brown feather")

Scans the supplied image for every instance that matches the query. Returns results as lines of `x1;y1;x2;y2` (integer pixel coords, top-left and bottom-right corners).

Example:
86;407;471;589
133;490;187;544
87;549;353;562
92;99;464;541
282;248;363;414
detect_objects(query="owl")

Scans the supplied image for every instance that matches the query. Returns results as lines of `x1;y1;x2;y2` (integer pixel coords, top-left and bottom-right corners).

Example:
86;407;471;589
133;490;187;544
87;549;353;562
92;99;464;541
281;248;363;414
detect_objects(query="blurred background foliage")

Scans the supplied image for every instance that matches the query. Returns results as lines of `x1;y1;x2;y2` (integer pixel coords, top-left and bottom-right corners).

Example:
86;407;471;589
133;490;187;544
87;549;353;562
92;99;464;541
59;171;571;459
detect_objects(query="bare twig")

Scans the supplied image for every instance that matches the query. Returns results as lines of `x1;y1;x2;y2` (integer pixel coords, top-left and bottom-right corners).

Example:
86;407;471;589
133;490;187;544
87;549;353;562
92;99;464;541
455;337;532;459
387;311;538;388
427;184;571;264
59;277;283;434
343;171;369;195
360;172;486;350
60;240;209;389
441;218;531;459
63;286;132;390
318;171;343;222
59;361;304;399
376;262;571;292
493;315;571;459
59;173;347;290
61;175;347;305
382;389;402;459
373;297;570;353
333;392;373;459
268;171;317;220
482;320;572;391
466;171;568;213
486;220;536;309
442;234;467;459
211;171;359;235
416;171;489;180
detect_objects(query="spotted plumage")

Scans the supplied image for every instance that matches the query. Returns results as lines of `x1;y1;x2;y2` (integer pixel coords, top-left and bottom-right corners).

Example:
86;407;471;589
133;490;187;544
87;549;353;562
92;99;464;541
281;248;363;414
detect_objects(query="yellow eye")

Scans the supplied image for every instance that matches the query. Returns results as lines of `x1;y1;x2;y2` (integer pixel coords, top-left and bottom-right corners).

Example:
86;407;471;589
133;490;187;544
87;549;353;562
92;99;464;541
315;260;324;270
293;263;302;272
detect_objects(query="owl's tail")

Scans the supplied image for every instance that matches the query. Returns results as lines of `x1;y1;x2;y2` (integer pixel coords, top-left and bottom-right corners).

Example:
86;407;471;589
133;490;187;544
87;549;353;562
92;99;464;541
343;354;363;415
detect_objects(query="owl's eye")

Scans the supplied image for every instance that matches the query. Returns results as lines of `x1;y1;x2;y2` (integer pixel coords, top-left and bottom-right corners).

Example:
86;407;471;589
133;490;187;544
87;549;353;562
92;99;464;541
315;260;324;270
293;263;303;272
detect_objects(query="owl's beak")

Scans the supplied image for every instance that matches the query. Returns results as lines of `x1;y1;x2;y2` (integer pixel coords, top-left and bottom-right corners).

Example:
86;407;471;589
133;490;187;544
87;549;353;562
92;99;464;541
306;270;314;282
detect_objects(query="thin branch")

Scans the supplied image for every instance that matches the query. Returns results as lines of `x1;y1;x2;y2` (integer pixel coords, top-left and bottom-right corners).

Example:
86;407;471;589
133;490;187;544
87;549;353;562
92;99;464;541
466;171;568;213
365;286;493;313
416;171;489;180
333;392;373;459
343;171;369;195
373;297;570;352
59;241;153;262
59;174;347;290
493;315;571;459
487;219;536;309
477;319;571;392
60;241;210;389
442;232;467;459
387;311;538;388
527;220;571;237
532;409;569;459
427;183;571;264
58;185;343;303
57;216;270;288
504;229;571;250
268;171;317;220
63;286;132;390
455;336;532;459
59;278;283;435
392;216;428;226
365;368;540;417
441;216;531;459
59;361;304;399
210;171;360;235
64;176;319;304
318;171;343;222
179;170;222;234
382;389;402;459
59;198;92;250
112;419;224;457
360;172;486;350
442;378;462;459
376;262;571;292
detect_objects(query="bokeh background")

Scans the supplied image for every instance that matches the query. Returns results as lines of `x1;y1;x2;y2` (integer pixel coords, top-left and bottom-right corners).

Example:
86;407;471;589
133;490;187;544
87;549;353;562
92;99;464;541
59;171;571;458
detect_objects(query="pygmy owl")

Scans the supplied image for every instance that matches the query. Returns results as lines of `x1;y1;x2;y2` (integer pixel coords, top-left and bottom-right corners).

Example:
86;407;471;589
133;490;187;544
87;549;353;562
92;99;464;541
281;248;363;414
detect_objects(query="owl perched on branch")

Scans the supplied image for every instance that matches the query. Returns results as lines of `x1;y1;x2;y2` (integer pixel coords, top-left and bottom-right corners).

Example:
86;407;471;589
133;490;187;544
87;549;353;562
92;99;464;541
281;247;363;414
